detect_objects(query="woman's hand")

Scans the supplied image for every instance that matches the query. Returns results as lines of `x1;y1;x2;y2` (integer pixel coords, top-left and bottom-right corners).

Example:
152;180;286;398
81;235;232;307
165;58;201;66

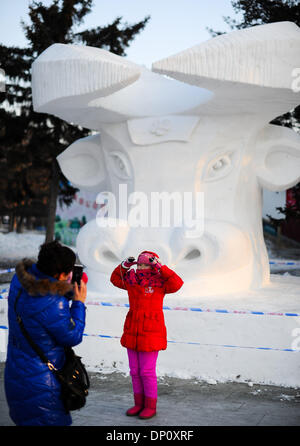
73;280;87;303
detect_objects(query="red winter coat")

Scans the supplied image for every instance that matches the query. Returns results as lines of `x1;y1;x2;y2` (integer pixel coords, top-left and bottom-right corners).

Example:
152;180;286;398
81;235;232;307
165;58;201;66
110;264;184;352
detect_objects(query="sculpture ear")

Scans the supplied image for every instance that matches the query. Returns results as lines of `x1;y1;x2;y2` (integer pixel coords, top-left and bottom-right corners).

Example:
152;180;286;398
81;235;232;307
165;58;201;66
57;134;107;191
255;125;300;191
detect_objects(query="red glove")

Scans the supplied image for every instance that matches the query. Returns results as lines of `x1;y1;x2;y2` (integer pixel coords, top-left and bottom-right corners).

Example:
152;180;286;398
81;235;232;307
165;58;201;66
151;257;162;271
82;272;88;283
121;257;136;269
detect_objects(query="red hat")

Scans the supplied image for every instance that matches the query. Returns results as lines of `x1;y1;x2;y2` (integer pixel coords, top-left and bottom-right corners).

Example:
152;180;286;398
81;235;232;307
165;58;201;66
137;251;159;264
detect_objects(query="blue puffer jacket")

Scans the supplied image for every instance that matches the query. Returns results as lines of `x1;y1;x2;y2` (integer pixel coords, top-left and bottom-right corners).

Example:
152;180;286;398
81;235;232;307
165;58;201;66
4;258;86;426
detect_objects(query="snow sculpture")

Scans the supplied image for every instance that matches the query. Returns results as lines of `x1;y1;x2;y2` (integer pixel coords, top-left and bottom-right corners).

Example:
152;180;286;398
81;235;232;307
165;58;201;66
31;22;300;297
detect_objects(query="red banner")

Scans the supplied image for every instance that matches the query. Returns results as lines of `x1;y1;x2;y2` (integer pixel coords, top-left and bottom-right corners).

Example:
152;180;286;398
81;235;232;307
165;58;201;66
286;189;296;207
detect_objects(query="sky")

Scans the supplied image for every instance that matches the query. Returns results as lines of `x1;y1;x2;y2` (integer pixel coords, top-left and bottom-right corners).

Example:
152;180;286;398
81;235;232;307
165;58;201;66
0;0;242;68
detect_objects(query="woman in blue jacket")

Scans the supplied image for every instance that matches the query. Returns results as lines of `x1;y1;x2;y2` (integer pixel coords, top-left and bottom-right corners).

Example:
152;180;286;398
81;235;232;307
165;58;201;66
4;241;87;426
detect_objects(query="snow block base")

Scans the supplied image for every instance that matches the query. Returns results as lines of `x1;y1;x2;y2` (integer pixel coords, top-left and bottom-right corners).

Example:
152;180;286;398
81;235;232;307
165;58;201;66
1;275;300;387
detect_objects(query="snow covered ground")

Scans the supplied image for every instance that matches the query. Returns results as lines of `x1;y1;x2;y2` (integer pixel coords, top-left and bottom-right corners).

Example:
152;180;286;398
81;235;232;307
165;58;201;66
0;230;76;265
0;231;45;264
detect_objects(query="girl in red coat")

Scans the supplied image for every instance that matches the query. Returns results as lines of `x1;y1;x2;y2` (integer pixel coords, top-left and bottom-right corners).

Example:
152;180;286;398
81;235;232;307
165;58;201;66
110;250;183;419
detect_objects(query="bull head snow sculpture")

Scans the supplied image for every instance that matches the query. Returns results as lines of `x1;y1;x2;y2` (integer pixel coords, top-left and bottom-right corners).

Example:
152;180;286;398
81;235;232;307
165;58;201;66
31;22;300;297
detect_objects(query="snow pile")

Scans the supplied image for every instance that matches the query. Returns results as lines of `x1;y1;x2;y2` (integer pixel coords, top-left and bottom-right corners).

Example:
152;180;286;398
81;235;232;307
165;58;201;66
0;232;45;262
0;231;78;264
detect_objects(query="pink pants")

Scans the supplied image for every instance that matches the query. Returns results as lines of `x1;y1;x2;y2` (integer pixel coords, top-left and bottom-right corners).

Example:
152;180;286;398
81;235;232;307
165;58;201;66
127;348;159;399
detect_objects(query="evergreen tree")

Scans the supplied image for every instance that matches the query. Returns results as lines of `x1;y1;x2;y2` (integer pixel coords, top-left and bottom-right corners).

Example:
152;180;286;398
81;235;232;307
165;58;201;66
0;0;150;240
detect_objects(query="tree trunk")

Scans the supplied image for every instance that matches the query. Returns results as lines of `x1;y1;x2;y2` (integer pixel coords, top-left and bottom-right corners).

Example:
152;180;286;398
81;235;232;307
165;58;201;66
9;211;15;232
45;159;60;243
16;215;24;233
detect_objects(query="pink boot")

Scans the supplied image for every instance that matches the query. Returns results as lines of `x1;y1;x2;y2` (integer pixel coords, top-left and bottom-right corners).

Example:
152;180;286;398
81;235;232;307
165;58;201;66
138;396;157;419
126;393;144;416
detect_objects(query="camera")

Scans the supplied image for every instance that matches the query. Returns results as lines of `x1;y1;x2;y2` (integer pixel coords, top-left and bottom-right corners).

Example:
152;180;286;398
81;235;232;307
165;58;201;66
128;256;135;263
72;264;83;286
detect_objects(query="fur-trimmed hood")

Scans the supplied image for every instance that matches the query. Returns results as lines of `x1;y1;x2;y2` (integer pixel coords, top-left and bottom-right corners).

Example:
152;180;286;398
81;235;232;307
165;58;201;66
15;258;74;297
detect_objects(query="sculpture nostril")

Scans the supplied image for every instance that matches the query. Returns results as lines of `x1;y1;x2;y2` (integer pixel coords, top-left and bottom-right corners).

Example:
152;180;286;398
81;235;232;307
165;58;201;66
102;250;120;262
184;248;201;260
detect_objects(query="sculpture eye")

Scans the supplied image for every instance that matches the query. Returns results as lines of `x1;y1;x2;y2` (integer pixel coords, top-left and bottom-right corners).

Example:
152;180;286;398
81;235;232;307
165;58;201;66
212;156;229;171
109;152;131;180
203;151;238;182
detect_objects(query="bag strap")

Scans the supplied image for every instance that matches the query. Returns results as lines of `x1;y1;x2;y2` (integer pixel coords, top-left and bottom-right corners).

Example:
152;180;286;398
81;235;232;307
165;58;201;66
14;288;57;371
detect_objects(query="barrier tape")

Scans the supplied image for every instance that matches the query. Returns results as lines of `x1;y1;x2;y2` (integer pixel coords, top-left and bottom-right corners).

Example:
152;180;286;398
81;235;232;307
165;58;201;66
0;290;299;317
0;324;298;353
85;300;300;317
0;268;15;274
0;259;299;276
82;332;300;352
269;260;300;266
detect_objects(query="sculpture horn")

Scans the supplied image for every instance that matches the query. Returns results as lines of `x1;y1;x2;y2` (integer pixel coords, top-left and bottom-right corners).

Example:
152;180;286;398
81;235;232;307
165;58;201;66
31;43;141;128
152;22;300;117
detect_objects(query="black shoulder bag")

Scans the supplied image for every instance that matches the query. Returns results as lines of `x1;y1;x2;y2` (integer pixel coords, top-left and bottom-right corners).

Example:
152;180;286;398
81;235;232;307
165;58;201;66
14;289;90;413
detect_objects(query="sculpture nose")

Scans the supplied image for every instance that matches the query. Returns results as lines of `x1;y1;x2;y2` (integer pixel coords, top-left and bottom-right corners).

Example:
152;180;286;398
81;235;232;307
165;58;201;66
124;238;173;267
